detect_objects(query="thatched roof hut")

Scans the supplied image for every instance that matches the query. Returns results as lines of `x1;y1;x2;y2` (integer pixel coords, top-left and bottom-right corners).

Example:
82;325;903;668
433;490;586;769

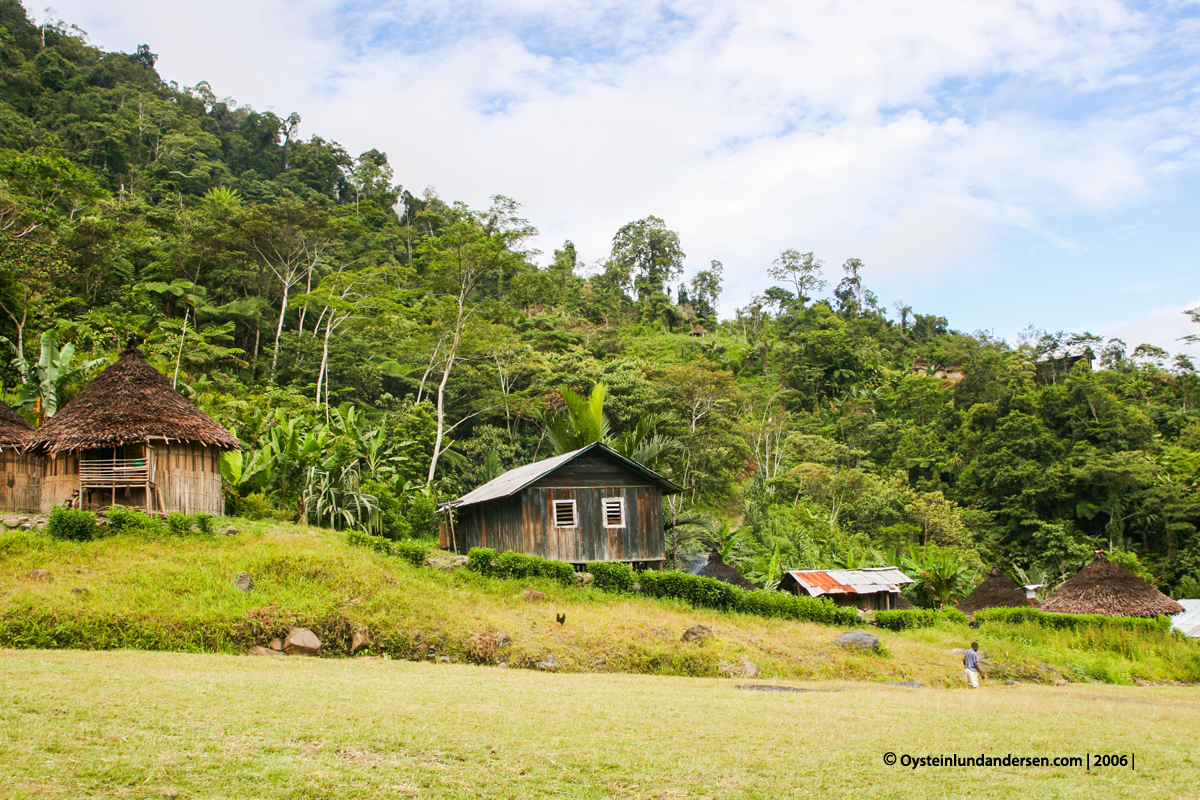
30;341;238;516
957;567;1031;616
1040;552;1182;618
697;550;757;590
0;403;33;448
30;342;240;455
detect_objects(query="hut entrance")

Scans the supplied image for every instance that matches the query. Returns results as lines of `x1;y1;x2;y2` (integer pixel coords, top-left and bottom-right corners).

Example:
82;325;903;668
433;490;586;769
79;444;157;513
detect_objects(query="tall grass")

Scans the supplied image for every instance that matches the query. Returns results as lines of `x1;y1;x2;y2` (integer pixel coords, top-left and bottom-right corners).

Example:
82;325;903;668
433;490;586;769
1;522;1197;684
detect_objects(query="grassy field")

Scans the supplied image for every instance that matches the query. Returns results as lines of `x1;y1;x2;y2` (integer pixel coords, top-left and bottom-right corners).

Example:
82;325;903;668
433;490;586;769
1;522;1198;686
2;649;1198;799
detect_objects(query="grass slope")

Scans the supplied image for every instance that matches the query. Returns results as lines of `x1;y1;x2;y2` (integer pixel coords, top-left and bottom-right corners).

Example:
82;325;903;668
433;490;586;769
0;521;1197;685
2;649;1199;799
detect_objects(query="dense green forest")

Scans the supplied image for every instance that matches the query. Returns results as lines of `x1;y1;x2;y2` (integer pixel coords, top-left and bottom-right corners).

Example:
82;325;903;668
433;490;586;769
3;1;1199;604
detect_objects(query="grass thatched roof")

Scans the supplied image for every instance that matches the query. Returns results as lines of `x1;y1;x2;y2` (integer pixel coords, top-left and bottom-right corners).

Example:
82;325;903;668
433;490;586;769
957;567;1030;615
697;551;757;591
1040;552;1182;618
0;402;33;447
30;342;240;455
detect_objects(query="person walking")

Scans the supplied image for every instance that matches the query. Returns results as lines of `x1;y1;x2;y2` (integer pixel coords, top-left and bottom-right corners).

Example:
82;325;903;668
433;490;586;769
963;641;981;689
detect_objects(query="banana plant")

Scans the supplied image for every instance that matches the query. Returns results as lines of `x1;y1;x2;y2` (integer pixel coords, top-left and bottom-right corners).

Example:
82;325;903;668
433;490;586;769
1;330;106;424
219;449;275;514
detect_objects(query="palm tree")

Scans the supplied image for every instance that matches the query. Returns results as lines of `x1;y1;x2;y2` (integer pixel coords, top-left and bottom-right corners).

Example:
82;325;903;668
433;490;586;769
542;382;679;468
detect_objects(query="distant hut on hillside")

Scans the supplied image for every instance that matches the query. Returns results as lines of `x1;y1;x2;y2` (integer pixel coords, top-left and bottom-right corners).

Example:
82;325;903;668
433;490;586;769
697;550;756;590
30;342;240;515
957;567;1032;616
1040;552;1182;617
0;403;40;513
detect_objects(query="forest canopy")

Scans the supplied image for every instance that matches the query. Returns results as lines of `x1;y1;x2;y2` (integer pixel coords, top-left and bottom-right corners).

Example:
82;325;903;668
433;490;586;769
2;1;1199;604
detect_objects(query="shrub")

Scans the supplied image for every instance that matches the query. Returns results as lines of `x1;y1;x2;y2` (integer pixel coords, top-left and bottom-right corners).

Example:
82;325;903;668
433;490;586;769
638;571;740;611
239;491;291;521
974;606;1172;633
587;561;637;593
875;608;968;631
405;492;439;539
392;539;435;568
46;506;97;541
105;506;162;535
165;512;194;536
194;513;214;535
466;548;574;586
346;530;393;554
735;589;856;625
363;480;412;540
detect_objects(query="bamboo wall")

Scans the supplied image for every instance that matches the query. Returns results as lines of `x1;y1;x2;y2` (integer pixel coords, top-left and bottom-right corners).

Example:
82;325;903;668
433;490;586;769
39;442;225;516
0;448;43;513
40;453;79;513
153;442;225;515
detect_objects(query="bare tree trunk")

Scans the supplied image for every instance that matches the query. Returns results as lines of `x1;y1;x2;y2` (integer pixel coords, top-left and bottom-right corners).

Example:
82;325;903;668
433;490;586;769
427;296;467;483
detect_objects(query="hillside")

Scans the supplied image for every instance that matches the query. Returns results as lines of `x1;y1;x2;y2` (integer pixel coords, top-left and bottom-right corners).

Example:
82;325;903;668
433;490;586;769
2;523;1196;686
1;0;1199;601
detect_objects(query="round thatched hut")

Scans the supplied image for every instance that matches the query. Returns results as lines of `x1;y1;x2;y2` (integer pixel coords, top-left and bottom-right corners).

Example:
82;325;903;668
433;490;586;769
0;403;40;513
1040;552;1182;617
697;550;757;590
957;567;1031;616
30;342;240;515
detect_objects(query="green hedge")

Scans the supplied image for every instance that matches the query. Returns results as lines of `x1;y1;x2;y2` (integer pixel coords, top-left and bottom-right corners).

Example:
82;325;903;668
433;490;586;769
586;561;638;593
974;606;1173;633
466;547;575;586
875;608;969;631
476;550;855;626
346;531;436;568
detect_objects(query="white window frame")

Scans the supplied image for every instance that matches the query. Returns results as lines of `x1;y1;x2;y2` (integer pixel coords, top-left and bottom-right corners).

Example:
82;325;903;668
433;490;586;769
552;499;578;529
602;497;625;529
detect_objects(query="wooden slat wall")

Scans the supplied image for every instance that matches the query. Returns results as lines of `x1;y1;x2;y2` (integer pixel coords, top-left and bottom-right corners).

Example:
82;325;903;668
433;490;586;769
453;459;667;564
0;449;42;513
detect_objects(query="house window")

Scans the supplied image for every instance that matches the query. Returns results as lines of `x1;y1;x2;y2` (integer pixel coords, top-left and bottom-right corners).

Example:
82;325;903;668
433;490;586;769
602;497;625;528
552;499;577;528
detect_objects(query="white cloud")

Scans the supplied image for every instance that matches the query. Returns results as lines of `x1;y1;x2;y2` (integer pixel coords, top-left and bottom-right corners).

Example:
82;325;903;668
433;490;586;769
33;0;1200;324
1104;298;1200;359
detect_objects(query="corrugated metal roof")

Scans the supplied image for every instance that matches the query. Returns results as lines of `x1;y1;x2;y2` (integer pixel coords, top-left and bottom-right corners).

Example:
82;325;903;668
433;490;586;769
443;442;682;510
783;567;915;597
1172;599;1200;638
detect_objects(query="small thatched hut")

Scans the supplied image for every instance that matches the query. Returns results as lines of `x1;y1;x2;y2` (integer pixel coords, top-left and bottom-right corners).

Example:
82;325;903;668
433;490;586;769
697;550;756;590
0;403;40;513
1040;552;1182;618
30;342;240;515
957;567;1031;616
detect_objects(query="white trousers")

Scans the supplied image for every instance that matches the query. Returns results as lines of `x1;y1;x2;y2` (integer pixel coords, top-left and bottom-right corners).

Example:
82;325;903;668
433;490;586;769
965;668;979;688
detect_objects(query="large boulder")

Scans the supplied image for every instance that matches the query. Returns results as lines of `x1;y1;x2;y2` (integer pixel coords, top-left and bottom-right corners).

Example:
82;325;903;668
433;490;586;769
522;589;544;604
233;572;254;592
835;630;881;652
681;625;713;643
249;646;280;656
425;552;469;571
283;627;321;656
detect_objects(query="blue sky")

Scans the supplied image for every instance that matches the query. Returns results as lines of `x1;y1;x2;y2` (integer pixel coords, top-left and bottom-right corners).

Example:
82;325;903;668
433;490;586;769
37;0;1200;354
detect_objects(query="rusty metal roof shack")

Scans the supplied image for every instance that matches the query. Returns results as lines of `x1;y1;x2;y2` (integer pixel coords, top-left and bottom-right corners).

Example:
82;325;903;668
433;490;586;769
778;567;915;611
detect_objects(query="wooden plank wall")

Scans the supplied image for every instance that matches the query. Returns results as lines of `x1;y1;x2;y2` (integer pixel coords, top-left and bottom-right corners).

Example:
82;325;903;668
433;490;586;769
0;449;42;513
453;450;666;563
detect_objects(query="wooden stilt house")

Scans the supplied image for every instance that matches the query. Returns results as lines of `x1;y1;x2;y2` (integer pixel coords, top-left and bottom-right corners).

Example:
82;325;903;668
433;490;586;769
0;403;40;513
442;442;682;567
30;342;240;515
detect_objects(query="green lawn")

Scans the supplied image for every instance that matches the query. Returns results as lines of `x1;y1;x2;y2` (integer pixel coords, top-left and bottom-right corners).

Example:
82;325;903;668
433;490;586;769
1;649;1198;799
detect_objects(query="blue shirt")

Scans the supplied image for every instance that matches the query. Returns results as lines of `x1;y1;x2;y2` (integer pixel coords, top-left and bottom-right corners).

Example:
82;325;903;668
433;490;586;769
964;649;980;672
